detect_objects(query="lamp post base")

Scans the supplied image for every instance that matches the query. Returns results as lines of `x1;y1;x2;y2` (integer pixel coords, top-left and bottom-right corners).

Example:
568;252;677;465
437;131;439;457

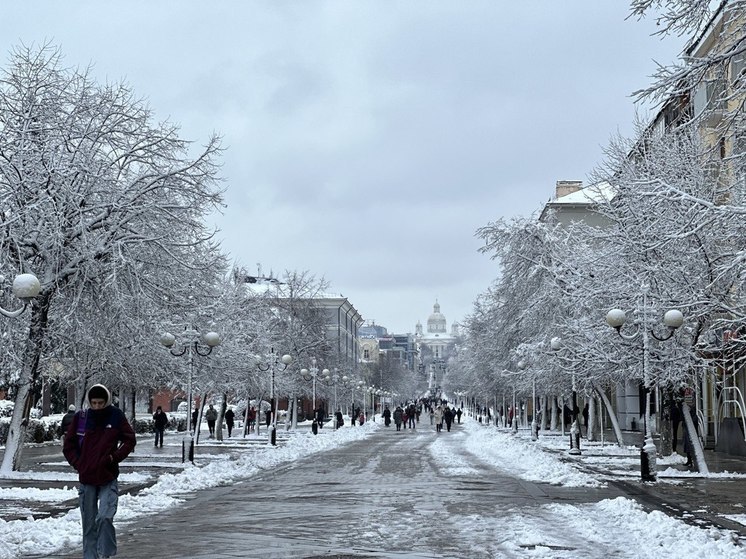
182;433;194;464
640;437;657;482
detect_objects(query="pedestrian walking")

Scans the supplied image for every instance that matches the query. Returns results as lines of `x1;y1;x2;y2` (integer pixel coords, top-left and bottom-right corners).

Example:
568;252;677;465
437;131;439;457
429;407;434;425
152;406;168;447
456;408;462;424
225;407;235;437
192;408;199;432
383;405;391;427
63;384;136;559
443;406;454;432
407;403;416;429
60;404;76;438
393;405;403;432
315;407;325;429
434;405;443;433
358;411;365;425
335;409;344;429
205;404;218;438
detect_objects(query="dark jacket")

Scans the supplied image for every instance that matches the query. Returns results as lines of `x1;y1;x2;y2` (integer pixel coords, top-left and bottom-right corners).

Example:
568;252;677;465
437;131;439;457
153;410;169;431
63;388;136;486
225;409;235;425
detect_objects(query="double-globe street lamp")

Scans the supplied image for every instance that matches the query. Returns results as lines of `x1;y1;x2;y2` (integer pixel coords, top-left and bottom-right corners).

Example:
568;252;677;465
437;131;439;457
300;358;329;414
160;327;220;463
252;349;292;446
322;368;347;419
605;290;684;482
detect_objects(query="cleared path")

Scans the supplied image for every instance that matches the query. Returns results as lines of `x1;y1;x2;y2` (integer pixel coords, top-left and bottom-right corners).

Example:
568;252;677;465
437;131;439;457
44;423;628;558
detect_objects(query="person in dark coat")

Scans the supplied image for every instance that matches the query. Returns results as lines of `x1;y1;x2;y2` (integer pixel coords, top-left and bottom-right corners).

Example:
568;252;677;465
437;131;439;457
393;406;404;431
153;406;168;447
335;409;344;429
456;407;462;424
60;405;76;438
383;405;392;427
192;408;199;432
63;384;136;559
205;404;218;437
224;408;235;437
443;406;454;432
315;407;325;429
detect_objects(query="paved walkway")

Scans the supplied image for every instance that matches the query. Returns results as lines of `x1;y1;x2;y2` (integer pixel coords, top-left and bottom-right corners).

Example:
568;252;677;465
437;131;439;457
9;422;746;558
36;425;630;559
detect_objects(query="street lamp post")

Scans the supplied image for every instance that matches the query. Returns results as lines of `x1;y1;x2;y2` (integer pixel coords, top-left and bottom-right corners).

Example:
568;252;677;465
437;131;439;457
605;290;684;482
0;272;41;473
253;349;293;446
300;359;329;415
322;368;346;421
160;327;220;463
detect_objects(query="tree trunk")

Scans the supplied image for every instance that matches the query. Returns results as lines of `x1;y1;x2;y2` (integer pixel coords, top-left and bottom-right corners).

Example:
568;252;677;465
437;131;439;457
682;401;709;474
0;291;51;473
587;395;597;442
540;395;548;431
595;385;624;447
659;389;674;456
550;396;558;431
289;392;297;431
216;393;227;441
195;394;207;445
129;388;137;423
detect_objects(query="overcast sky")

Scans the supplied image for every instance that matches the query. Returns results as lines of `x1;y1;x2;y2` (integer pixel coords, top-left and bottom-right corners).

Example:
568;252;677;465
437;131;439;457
1;1;684;334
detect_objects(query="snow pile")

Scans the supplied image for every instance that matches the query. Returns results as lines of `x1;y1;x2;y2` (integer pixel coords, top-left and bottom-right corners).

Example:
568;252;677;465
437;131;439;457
0;422;378;558
463;421;604;487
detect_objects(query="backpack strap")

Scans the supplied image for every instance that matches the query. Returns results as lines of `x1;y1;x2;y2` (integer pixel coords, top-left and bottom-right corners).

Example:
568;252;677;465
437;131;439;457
76;409;87;448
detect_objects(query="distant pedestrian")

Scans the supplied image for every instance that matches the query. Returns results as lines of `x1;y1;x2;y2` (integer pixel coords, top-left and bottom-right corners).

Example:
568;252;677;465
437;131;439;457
335;409;344;429
247;406;256;431
60;404;76;438
315;407;325;429
192;408;199;432
153;406;168;447
358;411;365;425
383;405;391;427
393;405;404;432
434;405;443;433
205;404;218;438
225;408;235;437
63;384;136;559
456;408;462;424
443;406;454;432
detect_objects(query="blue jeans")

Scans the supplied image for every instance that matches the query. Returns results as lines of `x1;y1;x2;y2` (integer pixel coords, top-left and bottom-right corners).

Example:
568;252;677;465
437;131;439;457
78;479;119;559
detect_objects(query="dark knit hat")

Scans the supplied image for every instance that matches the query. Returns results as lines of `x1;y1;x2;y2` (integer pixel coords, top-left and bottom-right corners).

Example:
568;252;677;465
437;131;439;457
87;384;110;406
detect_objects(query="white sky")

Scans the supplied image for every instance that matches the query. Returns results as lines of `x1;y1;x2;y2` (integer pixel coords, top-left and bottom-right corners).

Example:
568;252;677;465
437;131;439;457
0;1;685;334
1;417;744;558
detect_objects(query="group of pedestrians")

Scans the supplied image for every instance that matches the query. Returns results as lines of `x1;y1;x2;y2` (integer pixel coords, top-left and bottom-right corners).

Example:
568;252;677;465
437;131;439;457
383;400;462;433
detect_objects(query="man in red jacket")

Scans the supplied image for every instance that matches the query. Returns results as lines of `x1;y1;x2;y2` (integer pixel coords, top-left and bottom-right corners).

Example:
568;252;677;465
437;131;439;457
63;384;136;559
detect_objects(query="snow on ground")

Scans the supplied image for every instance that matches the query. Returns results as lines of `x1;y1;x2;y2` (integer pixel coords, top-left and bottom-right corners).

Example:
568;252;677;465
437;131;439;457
0;416;745;558
0;421;379;559
462;420;604;487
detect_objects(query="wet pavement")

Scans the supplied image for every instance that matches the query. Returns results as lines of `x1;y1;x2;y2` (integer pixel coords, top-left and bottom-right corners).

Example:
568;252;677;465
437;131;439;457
7;423;746;558
31;426;632;559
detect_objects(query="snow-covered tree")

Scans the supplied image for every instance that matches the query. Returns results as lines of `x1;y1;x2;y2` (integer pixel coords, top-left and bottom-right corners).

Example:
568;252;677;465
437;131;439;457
0;45;224;472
